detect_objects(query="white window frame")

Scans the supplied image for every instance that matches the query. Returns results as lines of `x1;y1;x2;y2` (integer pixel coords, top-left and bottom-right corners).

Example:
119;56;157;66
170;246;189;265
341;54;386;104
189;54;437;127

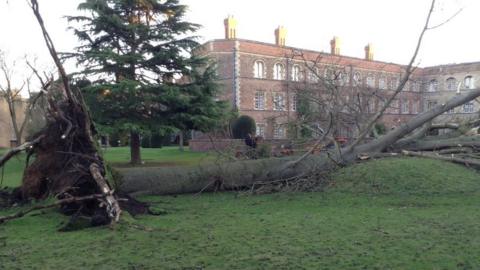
366;74;375;88
273;92;286;111
273;125;286;139
353;72;361;86
379;77;387;90
401;99;409;114
253;60;265;79
463;101;474;113
292;65;301;82
308;68;319;83
428;79;438;92
464;76;474;89
337;71;348;86
256;124;265;137
446;77;457;91
390;77;400;90
254;91;266;110
273;63;285;80
412;101;419;114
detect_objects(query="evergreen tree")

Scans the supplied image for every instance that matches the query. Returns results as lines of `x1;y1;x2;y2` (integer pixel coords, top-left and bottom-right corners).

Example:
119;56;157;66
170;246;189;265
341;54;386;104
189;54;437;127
68;0;225;164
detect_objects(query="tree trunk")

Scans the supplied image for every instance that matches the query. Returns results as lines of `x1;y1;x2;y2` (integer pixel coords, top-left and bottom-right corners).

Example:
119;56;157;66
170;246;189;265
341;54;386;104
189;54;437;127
179;131;184;152
130;131;142;165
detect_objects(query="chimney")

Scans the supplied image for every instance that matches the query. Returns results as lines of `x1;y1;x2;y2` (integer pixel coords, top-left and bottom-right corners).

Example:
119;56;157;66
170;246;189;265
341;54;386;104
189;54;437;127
274;26;287;47
365;43;374;61
224;15;237;39
330;36;341;55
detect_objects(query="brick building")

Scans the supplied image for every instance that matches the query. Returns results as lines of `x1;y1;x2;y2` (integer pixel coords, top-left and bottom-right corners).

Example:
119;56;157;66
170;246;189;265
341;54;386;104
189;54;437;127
195;16;479;140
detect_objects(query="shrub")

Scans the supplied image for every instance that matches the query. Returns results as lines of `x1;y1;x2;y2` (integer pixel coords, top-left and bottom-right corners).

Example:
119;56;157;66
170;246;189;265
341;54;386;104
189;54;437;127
231;115;256;139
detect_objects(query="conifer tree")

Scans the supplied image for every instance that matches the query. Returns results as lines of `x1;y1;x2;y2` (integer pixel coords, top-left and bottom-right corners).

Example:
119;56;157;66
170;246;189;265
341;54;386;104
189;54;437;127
68;0;225;164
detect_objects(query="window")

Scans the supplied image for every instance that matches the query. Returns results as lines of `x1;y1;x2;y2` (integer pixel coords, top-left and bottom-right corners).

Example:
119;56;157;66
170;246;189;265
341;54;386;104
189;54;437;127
379;77;387;90
273;93;286;111
324;68;334;80
291;94;297;111
256;124;265;137
464;76;474;89
292;65;301;81
337;71;348;86
463;101;474;113
412;101;419;114
390;77;400;90
446;77;457;91
273;63;285;80
387;99;399;114
273;125;286;139
254;91;265;110
308;68;319;83
401;99;409;114
428;79;438;92
403;82;409;92
253;60;265;79
366;74;375;87
445;108;455;114
410;81;420;92
353;72;361;86
367;100;375;113
427;100;437;110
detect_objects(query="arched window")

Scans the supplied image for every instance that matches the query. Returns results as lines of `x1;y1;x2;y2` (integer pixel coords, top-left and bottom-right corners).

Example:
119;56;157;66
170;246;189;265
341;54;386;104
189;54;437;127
253;60;265;79
366;74;375;87
273;63;285;80
390;77;400;90
353;72;362;86
464;76;474;89
337;71;348;86
308;68;319;83
292;65;301;81
446;77;457;91
379;76;387;90
428;79;438;92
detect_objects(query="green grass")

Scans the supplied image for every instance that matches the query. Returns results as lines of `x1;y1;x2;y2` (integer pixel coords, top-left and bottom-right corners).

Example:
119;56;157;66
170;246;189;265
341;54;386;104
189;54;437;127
0;146;214;188
1;157;480;269
0;151;26;188
103;146;214;167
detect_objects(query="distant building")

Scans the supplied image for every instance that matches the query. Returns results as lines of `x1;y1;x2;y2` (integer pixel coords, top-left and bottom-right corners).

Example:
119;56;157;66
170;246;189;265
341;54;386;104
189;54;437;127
0;96;26;148
195;16;479;139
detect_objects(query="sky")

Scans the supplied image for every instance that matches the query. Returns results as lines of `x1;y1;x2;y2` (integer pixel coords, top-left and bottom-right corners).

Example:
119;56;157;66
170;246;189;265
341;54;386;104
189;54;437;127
0;0;478;82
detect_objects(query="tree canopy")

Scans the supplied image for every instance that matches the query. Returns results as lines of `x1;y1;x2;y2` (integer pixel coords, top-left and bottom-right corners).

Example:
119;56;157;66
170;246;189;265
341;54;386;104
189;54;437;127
68;0;227;163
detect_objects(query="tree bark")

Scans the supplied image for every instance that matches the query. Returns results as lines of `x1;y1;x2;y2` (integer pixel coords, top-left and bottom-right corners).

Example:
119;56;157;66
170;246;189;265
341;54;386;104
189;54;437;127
130;131;142;165
178;131;184;151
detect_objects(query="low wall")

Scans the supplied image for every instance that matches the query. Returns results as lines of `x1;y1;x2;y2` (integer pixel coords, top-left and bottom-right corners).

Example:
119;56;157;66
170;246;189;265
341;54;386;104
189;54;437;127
189;138;293;152
189;139;244;152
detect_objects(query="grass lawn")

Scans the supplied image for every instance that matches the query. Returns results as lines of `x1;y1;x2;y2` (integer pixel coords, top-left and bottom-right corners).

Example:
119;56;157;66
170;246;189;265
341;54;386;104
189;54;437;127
103;146;214;167
1;157;480;269
0;146;214;188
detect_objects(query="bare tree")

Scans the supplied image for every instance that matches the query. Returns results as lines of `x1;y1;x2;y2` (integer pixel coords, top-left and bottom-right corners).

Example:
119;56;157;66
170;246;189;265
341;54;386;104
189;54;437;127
0;53;51;145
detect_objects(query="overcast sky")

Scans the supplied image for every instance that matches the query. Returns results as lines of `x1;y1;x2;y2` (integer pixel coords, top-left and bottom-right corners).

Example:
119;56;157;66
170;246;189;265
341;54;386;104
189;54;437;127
0;0;478;76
